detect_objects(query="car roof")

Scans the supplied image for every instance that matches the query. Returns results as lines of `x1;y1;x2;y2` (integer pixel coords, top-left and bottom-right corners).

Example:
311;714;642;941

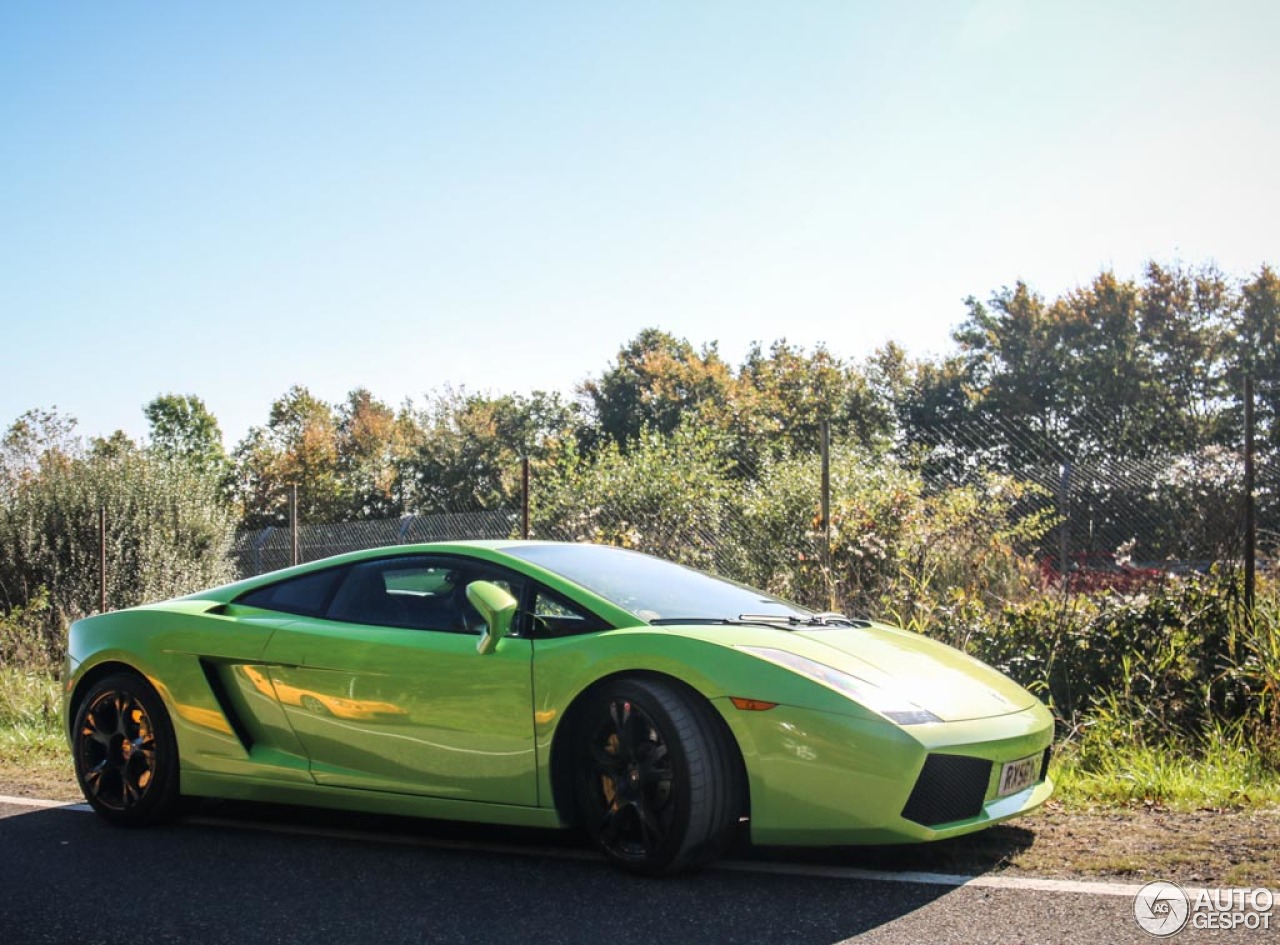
182;540;588;602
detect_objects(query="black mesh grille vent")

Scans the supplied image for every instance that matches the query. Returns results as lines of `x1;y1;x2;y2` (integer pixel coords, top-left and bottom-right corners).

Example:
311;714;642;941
901;754;992;827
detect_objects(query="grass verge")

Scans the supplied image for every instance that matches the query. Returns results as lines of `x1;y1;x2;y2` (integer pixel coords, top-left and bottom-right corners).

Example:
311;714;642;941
0;667;75;799
1052;733;1280;811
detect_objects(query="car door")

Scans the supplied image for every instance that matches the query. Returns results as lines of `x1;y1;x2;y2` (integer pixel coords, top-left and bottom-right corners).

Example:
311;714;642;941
257;554;538;805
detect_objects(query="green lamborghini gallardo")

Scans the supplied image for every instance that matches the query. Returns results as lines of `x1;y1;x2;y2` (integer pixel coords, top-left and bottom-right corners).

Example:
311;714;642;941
64;541;1054;874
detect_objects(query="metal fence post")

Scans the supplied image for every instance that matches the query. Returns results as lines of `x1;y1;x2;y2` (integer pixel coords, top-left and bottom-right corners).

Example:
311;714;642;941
820;420;832;609
289;485;299;567
1245;374;1256;615
521;457;531;540
99;506;107;613
1058;461;1072;590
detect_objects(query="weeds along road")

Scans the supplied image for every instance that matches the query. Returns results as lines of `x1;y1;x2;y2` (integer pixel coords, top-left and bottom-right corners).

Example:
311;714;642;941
0;798;1270;945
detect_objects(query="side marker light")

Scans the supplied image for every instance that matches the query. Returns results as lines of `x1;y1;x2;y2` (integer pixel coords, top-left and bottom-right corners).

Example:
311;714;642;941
730;697;778;711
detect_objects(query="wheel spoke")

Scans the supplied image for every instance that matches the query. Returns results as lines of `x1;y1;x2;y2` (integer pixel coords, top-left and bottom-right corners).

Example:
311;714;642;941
598;803;624;842
83;762;106;792
633;799;663;854
609;701;635;756
588;741;625;771
638;742;669;781
113;695;130;735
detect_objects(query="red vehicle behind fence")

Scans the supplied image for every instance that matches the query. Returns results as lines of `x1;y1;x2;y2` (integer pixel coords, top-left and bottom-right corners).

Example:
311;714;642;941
1039;551;1164;593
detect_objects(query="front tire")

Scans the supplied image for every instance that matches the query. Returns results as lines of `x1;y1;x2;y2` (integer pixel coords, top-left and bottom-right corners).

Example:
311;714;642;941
72;672;180;826
573;676;741;875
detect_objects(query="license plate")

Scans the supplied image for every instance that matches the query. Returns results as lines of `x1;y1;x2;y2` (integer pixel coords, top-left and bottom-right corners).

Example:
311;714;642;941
997;754;1040;797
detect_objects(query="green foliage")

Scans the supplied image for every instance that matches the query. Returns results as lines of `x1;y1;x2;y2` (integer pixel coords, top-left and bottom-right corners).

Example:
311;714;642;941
399;388;576;514
231;385;346;527
0;667;60;730
949;265;1243;462
579;331;895;467
737;447;1049;621
0;590;59;673
1051;720;1280;810
144;393;228;477
0;410;236;648
530;424;739;572
1234;264;1280;450
963;575;1280;753
0;666;69;791
580;329;737;449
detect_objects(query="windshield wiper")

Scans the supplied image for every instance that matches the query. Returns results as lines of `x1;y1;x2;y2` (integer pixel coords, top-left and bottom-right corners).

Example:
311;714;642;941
649;617;753;626
650;613;871;629
737;612;869;628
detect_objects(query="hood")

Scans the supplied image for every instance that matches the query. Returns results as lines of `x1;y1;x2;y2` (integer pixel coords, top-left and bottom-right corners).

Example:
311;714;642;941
661;619;1038;722
788;622;1037;721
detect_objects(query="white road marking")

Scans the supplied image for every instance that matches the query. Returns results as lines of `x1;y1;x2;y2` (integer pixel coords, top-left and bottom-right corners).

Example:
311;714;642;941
0;794;1261;897
0;794;90;812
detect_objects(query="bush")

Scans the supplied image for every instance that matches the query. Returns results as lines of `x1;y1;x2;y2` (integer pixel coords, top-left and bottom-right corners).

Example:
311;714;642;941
0;431;236;658
737;446;1050;622
0;590;60;674
962;573;1279;760
530;424;742;573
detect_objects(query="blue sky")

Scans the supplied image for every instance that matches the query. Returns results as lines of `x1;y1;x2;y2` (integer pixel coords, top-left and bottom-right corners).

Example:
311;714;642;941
2;1;1277;446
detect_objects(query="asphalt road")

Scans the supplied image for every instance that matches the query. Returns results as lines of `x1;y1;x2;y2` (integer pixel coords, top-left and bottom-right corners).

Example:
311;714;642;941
0;799;1268;945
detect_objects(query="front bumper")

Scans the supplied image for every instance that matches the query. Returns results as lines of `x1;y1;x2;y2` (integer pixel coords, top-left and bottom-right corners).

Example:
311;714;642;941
713;698;1055;846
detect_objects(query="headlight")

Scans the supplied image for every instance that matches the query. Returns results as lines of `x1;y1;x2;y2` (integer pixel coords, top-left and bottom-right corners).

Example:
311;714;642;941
738;646;941;725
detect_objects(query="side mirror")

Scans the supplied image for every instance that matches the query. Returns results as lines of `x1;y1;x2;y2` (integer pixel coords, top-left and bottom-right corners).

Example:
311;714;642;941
466;581;518;655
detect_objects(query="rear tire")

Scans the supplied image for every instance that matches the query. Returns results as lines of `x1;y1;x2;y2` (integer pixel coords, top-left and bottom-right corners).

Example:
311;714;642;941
572;676;741;875
72;672;180;826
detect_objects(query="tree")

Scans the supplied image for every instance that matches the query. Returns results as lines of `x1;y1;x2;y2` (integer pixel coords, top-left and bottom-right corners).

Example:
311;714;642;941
735;340;892;456
231;386;343;527
1138;262;1233;449
398;388;576;513
144;394;228;476
951;281;1074;461
1;407;79;492
948;264;1244;465
336;388;412;519
580;329;736;447
1234;265;1280;450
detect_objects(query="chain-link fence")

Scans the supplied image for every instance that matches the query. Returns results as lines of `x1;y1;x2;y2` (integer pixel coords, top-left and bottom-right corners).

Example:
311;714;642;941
909;409;1280;578
231;510;517;576
229;412;1276;618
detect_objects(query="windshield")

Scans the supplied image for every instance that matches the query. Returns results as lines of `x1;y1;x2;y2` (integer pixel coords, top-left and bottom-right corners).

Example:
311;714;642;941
506;543;813;623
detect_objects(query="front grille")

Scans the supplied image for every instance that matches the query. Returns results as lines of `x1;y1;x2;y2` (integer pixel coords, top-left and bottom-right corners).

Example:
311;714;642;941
901;754;993;827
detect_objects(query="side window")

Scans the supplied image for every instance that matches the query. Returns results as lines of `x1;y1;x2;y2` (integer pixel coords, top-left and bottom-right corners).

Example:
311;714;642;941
530;589;611;637
237;567;348;618
328;558;468;632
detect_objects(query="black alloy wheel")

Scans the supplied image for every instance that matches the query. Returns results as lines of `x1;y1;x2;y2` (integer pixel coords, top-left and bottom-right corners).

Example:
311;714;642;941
73;672;180;826
574;676;741;875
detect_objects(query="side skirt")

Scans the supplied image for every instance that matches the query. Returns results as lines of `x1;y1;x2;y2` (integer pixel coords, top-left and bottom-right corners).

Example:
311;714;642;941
181;771;567;830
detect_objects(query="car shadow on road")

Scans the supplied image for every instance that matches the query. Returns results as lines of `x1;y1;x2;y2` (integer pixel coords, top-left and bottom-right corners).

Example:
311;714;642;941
0;801;990;945
744;822;1039;877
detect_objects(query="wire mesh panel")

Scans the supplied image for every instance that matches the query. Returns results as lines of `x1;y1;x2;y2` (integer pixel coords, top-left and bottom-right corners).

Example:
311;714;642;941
231;509;520;578
230;411;1269;609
